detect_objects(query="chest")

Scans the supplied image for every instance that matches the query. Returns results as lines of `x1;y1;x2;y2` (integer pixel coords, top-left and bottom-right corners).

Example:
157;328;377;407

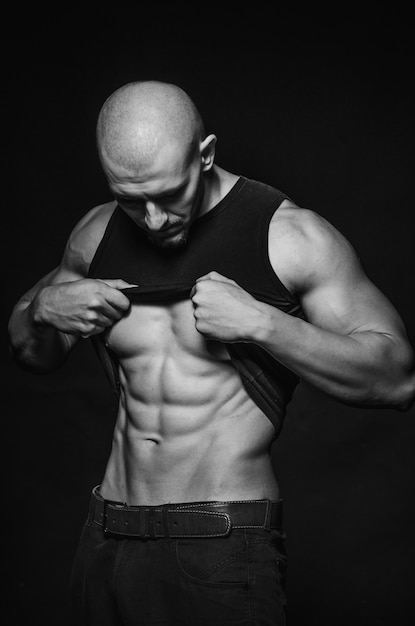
104;299;229;361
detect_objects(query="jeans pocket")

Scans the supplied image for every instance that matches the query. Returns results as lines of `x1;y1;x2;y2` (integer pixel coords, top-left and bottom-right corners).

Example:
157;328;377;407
175;533;248;587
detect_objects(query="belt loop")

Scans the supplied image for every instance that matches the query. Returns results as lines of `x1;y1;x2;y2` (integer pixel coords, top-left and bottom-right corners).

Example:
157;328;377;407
139;508;147;538
162;506;170;540
148;509;156;540
264;499;272;532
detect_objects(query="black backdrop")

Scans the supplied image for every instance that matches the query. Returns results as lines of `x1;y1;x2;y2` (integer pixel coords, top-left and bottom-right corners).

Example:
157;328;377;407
4;13;415;626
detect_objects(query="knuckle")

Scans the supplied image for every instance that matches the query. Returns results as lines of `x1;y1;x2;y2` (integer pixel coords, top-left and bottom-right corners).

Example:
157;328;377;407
81;323;94;335
195;283;207;295
84;310;97;322
90;295;102;308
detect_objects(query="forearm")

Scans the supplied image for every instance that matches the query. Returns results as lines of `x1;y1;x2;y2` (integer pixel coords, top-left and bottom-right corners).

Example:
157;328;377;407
8;298;73;373
253;304;414;409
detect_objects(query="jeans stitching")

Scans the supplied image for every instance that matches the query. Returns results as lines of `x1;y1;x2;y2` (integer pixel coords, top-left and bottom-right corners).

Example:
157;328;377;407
202;547;247;579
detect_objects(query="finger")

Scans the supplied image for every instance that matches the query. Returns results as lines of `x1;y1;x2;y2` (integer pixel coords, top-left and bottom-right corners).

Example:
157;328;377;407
97;278;139;289
196;271;235;285
80;312;119;338
96;299;130;319
102;286;132;312
80;327;108;339
190;281;207;301
195;273;213;283
209;272;237;285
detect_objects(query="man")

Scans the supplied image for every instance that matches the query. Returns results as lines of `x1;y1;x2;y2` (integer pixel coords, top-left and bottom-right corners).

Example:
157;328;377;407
8;80;415;625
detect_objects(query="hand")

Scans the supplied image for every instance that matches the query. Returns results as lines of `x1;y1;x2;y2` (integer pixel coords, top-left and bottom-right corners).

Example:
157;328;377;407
33;278;135;338
190;271;265;342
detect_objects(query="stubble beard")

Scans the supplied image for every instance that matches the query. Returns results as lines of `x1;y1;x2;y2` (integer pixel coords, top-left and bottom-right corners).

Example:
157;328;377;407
147;228;189;250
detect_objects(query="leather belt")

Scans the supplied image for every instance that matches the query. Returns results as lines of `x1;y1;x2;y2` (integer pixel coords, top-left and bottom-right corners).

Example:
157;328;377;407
90;486;282;539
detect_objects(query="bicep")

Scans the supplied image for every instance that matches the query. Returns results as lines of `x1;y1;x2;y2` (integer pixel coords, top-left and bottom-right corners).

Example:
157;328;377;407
298;223;407;340
271;206;407;340
301;259;407;340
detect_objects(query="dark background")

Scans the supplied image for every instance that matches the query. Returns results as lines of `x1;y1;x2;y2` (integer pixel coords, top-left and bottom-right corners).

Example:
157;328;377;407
4;11;415;625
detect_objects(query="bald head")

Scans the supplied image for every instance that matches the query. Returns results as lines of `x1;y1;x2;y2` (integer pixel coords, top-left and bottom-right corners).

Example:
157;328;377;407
96;81;205;171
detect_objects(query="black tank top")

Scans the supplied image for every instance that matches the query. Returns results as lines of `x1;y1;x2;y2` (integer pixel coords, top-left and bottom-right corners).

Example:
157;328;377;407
88;176;305;438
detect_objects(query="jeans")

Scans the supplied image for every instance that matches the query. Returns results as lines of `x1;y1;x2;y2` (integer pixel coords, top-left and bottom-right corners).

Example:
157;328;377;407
70;495;287;625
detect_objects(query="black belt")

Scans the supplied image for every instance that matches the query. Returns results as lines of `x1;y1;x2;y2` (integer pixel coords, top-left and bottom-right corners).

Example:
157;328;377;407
90;486;282;539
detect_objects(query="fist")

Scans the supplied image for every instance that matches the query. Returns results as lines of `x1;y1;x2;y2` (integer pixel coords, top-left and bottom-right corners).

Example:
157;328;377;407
190;271;263;342
36;278;135;337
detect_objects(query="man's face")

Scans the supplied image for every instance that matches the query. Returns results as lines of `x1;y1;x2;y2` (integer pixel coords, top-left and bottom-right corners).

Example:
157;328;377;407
103;142;204;250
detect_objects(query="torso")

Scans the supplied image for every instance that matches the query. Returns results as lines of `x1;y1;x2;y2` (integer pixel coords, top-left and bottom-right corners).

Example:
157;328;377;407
79;177;300;506
100;298;279;505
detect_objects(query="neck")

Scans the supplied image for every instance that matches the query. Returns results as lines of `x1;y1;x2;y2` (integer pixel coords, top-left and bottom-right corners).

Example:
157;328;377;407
199;165;239;217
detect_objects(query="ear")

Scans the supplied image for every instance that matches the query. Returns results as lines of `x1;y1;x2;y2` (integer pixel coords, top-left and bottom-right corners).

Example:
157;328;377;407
200;134;217;172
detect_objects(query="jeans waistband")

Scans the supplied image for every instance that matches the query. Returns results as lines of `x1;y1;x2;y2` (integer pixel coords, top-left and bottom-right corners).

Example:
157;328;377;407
89;485;283;539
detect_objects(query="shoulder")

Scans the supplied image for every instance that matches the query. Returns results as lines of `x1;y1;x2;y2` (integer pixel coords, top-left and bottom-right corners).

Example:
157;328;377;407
269;201;360;294
270;201;350;250
63;200;118;273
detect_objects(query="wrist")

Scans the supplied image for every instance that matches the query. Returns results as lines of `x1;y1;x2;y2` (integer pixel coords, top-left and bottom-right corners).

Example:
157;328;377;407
30;287;51;327
248;305;275;345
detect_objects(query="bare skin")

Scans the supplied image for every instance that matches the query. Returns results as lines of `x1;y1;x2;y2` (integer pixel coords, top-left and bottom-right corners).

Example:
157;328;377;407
8;82;415;506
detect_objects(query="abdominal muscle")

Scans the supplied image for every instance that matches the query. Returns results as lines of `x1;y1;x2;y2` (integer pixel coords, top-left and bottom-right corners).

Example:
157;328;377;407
99;299;280;505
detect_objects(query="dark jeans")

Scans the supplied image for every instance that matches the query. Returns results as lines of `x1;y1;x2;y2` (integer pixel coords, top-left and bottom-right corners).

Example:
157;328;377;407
70;496;287;625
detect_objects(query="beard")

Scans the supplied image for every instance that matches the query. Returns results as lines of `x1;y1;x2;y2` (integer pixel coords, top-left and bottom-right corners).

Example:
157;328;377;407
147;227;189;250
